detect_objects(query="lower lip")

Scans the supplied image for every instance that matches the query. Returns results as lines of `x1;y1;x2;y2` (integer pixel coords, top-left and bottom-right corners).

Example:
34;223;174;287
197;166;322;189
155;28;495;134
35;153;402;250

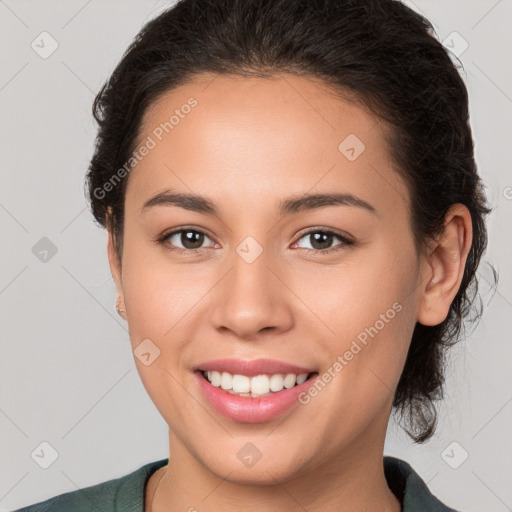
194;371;318;423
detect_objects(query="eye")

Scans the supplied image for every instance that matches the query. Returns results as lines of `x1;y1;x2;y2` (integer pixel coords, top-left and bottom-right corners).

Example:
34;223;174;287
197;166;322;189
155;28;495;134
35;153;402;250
158;228;217;253
157;226;354;255
293;228;354;254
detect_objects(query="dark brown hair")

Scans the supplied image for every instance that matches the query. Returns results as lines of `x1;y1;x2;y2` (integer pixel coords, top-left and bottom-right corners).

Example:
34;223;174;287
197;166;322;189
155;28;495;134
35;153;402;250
85;0;493;443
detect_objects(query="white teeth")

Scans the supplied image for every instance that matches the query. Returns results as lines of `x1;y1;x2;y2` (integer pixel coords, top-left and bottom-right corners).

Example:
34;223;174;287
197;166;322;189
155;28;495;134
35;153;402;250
296;373;308;385
251;375;271;395
232;374;251;393
220;372;232;390
210;371;221;387
203;370;310;396
269;373;284;392
283;373;297;389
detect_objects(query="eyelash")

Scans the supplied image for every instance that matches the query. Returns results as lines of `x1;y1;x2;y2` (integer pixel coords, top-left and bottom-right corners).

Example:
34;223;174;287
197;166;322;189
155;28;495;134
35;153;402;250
156;226;355;255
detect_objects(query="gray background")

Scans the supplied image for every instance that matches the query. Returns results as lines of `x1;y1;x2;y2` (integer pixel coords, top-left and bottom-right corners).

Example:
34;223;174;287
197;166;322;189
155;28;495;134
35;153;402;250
1;1;511;510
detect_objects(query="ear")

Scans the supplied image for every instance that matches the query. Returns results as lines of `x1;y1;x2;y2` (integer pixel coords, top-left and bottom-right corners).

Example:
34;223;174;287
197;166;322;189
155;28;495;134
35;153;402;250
417;204;473;326
106;209;125;314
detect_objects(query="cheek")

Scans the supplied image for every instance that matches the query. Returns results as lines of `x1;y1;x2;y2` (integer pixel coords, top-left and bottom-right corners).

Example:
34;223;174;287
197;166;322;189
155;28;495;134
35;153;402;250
303;239;418;393
295;237;418;335
121;238;193;335
119;237;212;391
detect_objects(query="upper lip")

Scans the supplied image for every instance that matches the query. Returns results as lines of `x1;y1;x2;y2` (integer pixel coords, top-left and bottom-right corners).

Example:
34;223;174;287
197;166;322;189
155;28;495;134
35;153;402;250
194;358;317;377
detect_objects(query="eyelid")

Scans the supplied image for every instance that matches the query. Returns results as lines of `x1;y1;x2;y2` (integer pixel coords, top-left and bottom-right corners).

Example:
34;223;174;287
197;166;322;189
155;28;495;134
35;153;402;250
295;226;354;242
161;225;215;240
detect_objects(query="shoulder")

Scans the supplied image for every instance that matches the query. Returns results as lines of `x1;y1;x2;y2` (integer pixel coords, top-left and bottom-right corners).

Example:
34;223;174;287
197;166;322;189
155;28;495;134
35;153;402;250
384;456;461;512
11;459;168;512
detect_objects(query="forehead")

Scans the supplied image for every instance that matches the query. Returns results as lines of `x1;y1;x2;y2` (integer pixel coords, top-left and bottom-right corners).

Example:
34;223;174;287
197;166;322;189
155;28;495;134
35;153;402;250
138;72;381;150
126;72;409;217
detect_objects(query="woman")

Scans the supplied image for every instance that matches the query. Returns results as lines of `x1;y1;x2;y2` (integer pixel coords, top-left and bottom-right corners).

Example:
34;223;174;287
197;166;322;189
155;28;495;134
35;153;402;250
14;0;491;510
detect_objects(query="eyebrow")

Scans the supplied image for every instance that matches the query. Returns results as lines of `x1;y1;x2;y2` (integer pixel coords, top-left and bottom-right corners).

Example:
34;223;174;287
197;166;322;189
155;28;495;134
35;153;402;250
141;189;377;217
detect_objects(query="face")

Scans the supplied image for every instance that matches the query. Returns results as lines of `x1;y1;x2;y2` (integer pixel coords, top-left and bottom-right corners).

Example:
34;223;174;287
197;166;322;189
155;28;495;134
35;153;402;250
109;73;427;483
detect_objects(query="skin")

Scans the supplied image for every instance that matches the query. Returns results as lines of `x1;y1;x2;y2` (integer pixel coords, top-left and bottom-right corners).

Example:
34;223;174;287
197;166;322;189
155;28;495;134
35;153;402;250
106;73;472;512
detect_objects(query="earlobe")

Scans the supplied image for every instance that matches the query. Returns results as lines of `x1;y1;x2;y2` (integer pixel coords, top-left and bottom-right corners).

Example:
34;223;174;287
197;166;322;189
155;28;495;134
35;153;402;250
417;204;473;326
106;214;125;316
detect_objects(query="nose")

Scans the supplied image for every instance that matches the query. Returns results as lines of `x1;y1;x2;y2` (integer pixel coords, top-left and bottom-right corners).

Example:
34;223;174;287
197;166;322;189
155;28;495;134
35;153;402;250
210;244;294;340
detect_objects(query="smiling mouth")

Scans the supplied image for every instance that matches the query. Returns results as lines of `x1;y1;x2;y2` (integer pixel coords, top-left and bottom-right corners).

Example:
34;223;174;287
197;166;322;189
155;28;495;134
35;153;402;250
198;370;318;398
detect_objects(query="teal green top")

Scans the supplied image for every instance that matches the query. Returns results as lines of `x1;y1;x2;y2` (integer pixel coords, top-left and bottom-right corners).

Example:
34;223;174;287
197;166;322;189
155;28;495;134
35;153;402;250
12;456;460;511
